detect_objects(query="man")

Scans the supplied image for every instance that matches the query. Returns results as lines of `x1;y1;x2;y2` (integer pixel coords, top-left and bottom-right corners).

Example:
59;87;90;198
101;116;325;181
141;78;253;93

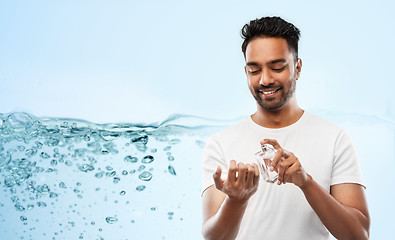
201;16;370;240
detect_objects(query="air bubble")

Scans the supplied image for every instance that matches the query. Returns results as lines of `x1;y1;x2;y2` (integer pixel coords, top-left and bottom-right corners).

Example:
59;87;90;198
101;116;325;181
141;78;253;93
105;217;118;224
138;165;145;171
95;172;104;178
78;164;95;172
106;171;116;177
138;171;152;181
37;202;47;208
169;139;181;145
168;165;176;176
25;149;37;157
14;202;25;211
124;155;138;163
163;146;171;151
113;177;121;184
141;155;154;164
49;192;58;198
17;145;26;151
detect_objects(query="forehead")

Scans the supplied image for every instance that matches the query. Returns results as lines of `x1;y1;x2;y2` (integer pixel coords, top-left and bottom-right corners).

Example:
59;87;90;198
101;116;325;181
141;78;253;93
245;37;293;64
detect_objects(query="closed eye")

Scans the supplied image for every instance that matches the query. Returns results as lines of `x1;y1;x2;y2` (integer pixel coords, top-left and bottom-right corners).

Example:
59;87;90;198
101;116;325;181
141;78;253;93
272;67;285;72
248;70;261;75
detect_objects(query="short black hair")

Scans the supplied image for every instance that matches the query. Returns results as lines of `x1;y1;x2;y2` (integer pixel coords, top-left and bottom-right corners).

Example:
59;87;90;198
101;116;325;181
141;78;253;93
241;16;300;59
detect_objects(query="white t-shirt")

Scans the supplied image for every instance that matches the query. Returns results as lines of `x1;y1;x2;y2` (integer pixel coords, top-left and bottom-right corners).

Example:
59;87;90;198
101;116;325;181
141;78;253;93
201;112;364;240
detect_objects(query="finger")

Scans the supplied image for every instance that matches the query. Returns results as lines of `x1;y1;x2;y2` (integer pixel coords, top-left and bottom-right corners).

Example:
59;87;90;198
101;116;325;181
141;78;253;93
278;154;297;184
283;156;302;183
246;164;255;188
282;149;292;158
237;162;247;185
228;160;237;183
213;166;224;190
261;139;281;150
276;156;286;185
270;147;284;171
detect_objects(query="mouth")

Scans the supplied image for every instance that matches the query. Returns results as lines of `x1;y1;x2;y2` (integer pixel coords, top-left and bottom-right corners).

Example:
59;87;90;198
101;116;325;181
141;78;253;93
259;87;281;96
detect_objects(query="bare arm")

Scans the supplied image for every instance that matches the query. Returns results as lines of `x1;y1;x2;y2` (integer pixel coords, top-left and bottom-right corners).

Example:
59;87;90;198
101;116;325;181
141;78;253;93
201;160;259;240
301;178;370;240
201;186;248;240
263;139;370;240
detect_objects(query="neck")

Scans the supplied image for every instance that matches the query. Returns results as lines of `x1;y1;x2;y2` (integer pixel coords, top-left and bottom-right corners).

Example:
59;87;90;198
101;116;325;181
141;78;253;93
251;98;304;128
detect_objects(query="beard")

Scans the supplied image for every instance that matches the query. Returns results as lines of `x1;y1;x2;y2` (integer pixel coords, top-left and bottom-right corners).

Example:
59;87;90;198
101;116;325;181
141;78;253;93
252;76;297;111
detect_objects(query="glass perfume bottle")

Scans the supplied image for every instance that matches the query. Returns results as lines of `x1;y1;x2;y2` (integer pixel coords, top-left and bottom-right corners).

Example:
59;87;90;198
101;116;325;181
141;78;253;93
254;143;278;183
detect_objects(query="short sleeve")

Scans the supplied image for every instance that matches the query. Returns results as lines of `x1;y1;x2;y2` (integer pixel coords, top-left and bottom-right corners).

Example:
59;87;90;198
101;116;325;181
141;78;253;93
201;134;227;196
331;129;365;188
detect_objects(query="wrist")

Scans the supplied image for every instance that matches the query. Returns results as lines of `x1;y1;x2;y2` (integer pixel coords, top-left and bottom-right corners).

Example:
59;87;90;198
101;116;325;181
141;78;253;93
299;174;313;190
226;196;249;207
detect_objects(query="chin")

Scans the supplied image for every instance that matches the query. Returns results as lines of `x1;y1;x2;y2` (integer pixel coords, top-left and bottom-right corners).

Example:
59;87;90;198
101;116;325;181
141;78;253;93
256;99;288;111
260;104;285;111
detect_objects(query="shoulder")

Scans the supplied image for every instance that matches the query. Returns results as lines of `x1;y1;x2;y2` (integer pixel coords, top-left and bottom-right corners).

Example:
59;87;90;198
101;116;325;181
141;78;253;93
302;112;356;152
303;112;346;135
204;117;251;152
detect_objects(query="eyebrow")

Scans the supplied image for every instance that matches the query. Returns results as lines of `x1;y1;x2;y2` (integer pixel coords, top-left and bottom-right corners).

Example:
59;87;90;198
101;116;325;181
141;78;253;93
268;59;286;65
246;58;287;67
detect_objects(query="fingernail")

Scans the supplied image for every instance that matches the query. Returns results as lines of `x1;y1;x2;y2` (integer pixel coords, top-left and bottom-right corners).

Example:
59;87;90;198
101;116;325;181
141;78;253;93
277;180;281;185
269;166;274;171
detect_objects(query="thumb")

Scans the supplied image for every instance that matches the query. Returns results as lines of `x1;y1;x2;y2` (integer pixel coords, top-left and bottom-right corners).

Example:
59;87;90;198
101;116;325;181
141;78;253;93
213;166;224;190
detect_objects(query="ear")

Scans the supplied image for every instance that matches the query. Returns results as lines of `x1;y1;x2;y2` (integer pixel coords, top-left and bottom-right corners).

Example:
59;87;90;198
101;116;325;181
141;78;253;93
296;58;302;80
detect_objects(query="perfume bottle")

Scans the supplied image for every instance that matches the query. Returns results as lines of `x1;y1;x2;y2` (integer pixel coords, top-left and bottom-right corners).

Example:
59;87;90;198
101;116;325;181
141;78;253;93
254;143;278;183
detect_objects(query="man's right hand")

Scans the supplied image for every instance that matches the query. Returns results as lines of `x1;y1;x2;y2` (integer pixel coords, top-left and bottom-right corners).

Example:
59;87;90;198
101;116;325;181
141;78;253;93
213;160;260;203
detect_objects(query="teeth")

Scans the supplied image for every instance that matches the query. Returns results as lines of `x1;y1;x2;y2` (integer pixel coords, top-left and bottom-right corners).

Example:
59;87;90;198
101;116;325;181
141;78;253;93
262;90;276;94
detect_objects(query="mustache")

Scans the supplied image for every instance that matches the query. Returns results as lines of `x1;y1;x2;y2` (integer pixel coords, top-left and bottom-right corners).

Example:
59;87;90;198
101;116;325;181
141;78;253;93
258;84;281;91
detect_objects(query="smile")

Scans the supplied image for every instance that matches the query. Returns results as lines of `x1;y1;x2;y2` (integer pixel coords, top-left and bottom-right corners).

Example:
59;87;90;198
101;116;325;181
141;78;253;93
263;90;276;94
260;88;280;96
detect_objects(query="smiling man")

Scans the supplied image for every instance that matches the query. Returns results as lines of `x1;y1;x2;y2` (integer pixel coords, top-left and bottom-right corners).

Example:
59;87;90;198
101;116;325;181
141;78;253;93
201;16;370;240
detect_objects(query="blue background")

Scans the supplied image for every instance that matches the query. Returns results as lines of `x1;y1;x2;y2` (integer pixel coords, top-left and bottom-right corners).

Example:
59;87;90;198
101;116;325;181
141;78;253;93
1;0;394;239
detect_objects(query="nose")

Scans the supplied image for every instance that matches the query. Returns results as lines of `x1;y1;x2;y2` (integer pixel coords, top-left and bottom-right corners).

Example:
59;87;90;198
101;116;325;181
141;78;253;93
259;69;275;86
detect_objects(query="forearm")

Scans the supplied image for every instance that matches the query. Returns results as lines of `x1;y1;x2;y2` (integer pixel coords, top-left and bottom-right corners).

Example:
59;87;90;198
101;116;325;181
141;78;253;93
202;197;248;240
300;175;370;240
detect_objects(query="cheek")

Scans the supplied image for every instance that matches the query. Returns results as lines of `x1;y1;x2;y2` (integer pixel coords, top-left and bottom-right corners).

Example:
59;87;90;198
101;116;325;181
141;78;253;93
247;81;260;95
277;72;293;84
247;77;257;88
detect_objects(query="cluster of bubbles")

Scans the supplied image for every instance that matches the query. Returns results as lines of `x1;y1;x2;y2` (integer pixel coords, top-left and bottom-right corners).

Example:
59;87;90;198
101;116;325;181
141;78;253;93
0;112;230;239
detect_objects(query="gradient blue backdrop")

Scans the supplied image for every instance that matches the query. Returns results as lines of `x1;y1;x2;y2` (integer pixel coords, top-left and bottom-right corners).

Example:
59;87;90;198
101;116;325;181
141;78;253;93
1;0;394;239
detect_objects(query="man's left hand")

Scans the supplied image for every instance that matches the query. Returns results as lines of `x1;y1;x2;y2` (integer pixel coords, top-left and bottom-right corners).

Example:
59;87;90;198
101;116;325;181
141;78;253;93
261;139;309;188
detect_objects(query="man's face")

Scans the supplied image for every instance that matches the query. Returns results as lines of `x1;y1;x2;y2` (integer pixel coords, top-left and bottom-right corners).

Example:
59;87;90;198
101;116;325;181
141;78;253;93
244;37;302;111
